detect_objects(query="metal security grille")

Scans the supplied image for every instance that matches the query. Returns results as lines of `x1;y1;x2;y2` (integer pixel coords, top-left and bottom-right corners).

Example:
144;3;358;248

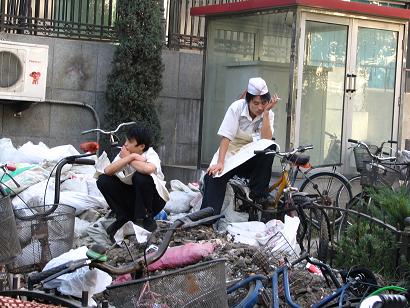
0;0;116;41
165;0;244;50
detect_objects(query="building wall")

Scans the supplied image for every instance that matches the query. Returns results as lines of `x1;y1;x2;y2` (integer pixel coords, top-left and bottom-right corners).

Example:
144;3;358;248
0;34;203;183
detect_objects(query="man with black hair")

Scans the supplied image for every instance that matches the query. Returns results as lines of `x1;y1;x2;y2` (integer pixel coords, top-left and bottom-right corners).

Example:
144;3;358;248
200;77;279;215
97;124;169;237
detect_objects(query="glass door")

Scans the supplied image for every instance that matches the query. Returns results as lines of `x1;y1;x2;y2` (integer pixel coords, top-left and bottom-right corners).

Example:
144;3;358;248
297;13;404;174
343;20;403;174
296;15;349;167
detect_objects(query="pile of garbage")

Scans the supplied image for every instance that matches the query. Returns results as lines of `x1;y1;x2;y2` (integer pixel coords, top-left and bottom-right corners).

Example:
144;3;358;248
0;139;334;307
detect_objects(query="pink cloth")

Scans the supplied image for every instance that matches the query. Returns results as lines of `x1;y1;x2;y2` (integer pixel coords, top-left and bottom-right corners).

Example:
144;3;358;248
148;242;215;272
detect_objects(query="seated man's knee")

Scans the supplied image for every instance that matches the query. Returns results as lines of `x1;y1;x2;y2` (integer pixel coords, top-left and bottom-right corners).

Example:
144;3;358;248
132;172;152;186
96;174;113;191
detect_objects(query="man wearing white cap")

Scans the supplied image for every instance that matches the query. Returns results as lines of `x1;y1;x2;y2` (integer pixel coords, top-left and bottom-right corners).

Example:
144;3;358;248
200;77;279;214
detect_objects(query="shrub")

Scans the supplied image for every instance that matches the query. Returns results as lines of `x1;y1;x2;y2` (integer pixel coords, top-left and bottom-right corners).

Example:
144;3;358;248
104;0;164;147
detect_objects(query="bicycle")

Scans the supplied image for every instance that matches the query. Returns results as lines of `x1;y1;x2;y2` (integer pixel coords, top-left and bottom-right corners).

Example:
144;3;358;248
1;154;96;277
267;251;383;307
323;131;342;166
231;144;352;220
80;121;136;157
337;139;410;241
1;208;266;307
348;139;399;196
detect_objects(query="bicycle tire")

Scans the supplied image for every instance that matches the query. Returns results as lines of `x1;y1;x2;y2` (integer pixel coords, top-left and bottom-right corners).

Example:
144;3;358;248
295;201;332;261
337;192;371;241
300;171;352;231
348;175;362;198
317;207;330;262
345;266;378;297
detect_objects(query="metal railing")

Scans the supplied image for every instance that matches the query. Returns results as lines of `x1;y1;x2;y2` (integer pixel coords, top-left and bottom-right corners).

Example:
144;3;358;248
165;0;244;50
0;0;116;40
0;0;408;48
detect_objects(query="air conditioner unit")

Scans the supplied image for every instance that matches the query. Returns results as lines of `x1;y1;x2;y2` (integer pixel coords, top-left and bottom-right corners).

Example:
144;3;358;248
0;41;48;102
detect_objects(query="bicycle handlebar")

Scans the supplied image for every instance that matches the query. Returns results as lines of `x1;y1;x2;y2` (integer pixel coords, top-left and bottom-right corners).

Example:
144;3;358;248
28;207;216;286
348;139;396;162
14;153;96;221
81;122;136;135
0;163;16;171
255;144;314;157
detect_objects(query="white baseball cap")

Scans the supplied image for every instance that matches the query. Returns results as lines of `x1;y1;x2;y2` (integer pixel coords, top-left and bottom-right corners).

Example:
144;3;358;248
247;77;269;96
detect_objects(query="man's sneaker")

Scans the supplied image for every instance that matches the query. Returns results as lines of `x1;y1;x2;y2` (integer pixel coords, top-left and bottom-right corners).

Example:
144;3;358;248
252;195;276;209
143;217;158;232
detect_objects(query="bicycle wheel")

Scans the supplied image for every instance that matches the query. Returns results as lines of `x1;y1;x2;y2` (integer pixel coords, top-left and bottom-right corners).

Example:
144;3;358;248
295;202;331;262
348;175;362;198
337;192;371;241
300;171;352;227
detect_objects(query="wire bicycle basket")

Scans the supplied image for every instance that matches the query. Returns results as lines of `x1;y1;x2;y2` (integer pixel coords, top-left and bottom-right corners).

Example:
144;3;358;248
7;204;76;273
353;145;378;173
252;232;310;298
252;231;298;273
0;195;21;264
6;154;94;273
360;162;400;189
106;259;228;308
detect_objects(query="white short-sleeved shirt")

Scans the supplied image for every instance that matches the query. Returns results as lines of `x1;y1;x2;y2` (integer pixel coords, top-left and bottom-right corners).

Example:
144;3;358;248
113;147;170;201
210;99;274;165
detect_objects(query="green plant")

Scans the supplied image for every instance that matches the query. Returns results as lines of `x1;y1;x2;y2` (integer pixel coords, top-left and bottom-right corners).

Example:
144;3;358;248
334;221;397;278
367;187;410;230
105;0;164;147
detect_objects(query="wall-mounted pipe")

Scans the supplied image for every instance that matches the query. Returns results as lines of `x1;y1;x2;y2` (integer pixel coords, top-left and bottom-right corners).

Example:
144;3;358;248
43;99;101;146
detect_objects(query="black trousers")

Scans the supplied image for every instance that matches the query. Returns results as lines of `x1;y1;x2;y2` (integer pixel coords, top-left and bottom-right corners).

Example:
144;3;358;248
97;172;165;222
200;150;275;215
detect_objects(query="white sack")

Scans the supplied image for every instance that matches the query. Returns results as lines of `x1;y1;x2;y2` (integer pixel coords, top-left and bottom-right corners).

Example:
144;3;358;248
227;221;267;246
164;190;198;214
4;165;50;195
12;179;107;215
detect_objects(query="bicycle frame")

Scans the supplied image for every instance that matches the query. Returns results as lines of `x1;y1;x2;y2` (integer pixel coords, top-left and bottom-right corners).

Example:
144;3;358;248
268;168;292;207
271;252;340;308
270;162;344;206
271;252;375;308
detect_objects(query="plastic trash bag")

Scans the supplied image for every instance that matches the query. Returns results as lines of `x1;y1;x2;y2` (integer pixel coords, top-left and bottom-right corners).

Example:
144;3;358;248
42;246;112;307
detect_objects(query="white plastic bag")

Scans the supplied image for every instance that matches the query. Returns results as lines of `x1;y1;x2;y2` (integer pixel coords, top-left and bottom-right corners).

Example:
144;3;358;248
227;221;267;246
94;151;110;176
113;221;151;244
0;138;18;162
217;184;248;231
42;246;112;307
282;215;300;252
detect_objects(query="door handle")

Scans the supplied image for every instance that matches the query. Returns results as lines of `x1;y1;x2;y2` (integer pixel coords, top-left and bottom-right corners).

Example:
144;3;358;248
346;74;352;93
351;74;357;93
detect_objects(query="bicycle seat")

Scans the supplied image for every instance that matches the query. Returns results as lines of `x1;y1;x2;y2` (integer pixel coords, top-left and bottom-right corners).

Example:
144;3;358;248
287;153;310;166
